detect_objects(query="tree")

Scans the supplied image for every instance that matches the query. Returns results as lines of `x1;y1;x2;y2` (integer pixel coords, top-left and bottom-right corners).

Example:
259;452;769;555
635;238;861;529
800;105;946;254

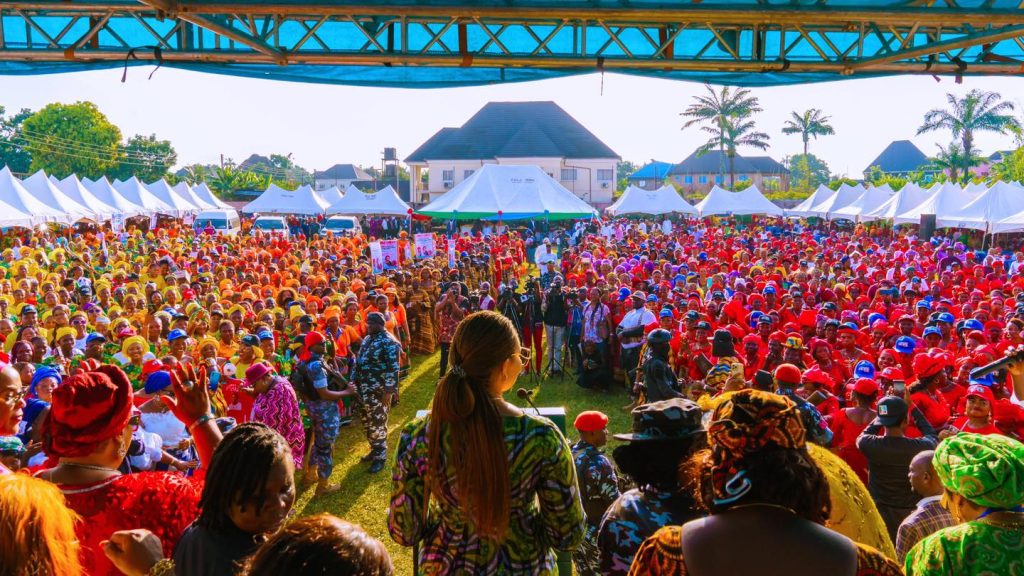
781;109;835;156
696;117;770;188
917;90;1020;181
991;147;1024;182
616;160;639;191
682;85;763;179
113;134;177;182
929;142;978;184
19;101;122;179
0;105;33;174
785;153;831;192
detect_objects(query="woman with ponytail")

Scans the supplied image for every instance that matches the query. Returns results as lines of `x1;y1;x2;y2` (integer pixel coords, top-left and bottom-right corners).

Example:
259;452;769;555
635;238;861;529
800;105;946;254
388;310;585;574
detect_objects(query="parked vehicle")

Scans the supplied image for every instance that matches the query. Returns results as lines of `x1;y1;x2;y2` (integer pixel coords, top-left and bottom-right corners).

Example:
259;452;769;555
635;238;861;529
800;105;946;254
251;216;290;237
193;210;241;236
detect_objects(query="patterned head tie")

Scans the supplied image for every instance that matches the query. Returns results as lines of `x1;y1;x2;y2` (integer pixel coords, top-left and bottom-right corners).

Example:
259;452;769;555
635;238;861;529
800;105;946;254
933;433;1024;510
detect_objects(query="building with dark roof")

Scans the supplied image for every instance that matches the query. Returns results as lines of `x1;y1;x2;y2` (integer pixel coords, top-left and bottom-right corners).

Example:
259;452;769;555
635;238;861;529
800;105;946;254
313;163;373;191
627;161;674;190
405;101;619;205
862;140;938;178
668;149;789;194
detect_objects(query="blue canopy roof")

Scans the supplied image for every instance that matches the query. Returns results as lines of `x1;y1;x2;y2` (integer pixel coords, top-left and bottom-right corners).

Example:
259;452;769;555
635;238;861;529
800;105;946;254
1;1;1022;87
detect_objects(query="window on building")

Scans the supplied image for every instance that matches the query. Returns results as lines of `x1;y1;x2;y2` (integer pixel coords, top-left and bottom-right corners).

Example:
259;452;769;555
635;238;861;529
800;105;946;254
560;168;577;181
739;174;749;182
463;169;475;179
714;174;723;184
698;175;707;184
597;169;614;181
637;180;646;187
684;175;694;184
442;169;454;182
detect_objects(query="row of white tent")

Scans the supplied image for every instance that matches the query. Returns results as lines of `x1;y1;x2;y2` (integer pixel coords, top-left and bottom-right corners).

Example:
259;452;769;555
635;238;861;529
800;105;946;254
240;183;412;217
606;184;785;217
0;166;233;227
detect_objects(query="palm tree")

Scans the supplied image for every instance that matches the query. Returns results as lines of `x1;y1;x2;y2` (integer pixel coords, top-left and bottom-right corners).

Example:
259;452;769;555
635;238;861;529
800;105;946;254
682;85;763;178
917;90;1020;179
208;165;241;196
781;109;835;156
929;143;978;184
696;117;771;187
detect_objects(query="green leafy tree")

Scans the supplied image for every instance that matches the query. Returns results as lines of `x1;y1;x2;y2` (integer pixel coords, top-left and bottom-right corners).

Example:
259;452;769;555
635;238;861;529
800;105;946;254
20;101;122;179
114;133;177;182
827;178;860;191
785;153;832;192
616;160;639;191
781;109;835;156
917;90;1019;181
990;147;1024;182
682;85;764;183
695;117;770;188
0;105;33;174
928;143;984;184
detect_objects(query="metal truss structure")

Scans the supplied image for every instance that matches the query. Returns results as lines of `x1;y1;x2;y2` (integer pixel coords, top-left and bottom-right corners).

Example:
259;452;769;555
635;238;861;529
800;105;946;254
0;1;1022;86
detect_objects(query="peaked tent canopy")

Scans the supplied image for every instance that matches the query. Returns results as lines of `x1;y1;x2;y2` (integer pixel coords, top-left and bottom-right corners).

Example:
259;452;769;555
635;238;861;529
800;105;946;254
863;183;932;222
146;179;202;217
53;175;120;221
0;170;39;227
328;185;411;216
734;186;785;216
192;183;234;210
787;185;835;218
241;184;331;215
698;185;783;217
0;167;71;224
831;185;896;221
86;177;148;218
21;170;94;222
172;182;218;211
894;182;981;226
115;177;174;215
951;182;1024;232
318;186;344;206
806;183;864;219
605;185;697;216
418;164;596;221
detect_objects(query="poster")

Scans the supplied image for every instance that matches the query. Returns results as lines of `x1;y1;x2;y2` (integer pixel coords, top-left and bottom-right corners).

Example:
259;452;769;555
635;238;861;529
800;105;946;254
111;213;125;233
448;239;457;269
380;239;399;270
414;233;436;259
369;241;384;274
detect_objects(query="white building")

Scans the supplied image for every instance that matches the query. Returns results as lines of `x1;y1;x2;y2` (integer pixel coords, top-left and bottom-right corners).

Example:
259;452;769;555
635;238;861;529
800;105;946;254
405;102;619;207
313;164;373;191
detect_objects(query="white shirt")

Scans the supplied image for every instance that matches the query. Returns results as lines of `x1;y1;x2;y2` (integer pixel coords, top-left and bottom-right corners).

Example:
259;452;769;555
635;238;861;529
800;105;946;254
618;308;656;349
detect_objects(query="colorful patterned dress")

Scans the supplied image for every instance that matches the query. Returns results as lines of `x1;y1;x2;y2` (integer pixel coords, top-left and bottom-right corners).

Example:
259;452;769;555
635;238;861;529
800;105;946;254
389;412;585;575
250;375;305;469
904;517;1024;576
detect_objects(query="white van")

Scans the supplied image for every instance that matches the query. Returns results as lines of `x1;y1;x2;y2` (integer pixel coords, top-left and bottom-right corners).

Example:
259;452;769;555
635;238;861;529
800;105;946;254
320;215;362;236
251;216;290;238
193;210;241;236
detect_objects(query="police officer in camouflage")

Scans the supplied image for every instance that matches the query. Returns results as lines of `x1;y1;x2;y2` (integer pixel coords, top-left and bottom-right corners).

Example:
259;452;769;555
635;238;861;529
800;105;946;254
571;410;621;576
351;311;401;473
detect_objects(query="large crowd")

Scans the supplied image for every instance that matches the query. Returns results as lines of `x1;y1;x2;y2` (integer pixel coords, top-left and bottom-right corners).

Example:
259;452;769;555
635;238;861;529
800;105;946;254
0;213;1023;576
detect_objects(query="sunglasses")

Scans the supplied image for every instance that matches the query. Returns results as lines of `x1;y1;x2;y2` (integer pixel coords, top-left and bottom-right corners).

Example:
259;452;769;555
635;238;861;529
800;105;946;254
0;387;28;405
517;347;532;366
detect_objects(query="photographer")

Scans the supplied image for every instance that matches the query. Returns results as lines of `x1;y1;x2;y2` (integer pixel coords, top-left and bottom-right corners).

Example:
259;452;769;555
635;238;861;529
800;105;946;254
542;275;568;377
522;279;545;376
436;282;469;376
617;291;656;388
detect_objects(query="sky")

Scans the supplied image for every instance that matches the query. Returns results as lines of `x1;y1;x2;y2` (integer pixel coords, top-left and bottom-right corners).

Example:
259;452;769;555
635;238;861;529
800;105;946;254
0;67;1022;179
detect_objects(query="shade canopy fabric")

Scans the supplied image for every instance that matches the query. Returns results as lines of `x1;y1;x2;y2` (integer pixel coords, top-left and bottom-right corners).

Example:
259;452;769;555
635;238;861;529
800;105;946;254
115;177;174;215
697;185;783;217
893;182;982;226
418;164;597;221
952;182;1024;232
172;182;219;211
241;184;331;215
21;170;94;222
605;185;697;216
327;185;411;216
830;185;896;222
146;179;202;216
787;184;835;218
0;167;70;224
53;175;120;221
318;186;344;206
86;177;149;218
863;182;932;222
0;168;39;227
805;183;864;219
192;183;234;210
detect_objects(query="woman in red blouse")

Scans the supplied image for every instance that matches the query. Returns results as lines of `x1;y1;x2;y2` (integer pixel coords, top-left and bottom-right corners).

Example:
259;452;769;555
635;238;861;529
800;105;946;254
829;378;878;484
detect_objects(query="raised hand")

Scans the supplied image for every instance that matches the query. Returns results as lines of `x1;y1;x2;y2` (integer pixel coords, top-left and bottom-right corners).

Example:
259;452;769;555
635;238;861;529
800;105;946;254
160;363;212;425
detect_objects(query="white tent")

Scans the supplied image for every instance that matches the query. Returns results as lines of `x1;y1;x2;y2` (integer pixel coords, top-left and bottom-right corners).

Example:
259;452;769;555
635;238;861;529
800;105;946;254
172;182;218;211
86;176;149;218
605;185;697;216
951;182;1024;232
418;164;596;220
805;183;864;219
893;182;981;226
0;167;70;224
831;185;896;221
327;185;411;215
734;186;785;216
116;177;174;215
146;179;201;216
787;184;835;218
698;185;783;217
318;186;344;206
192;183;234;210
964;181;989;195
0;169;39;227
54;175;120;221
242;183;330;215
863;182;932;221
20;170;95;222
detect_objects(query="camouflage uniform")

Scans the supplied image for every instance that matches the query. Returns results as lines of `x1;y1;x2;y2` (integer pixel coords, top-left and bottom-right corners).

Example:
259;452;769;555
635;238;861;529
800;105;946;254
571;439;621;576
303;355;341;479
350;330;401;463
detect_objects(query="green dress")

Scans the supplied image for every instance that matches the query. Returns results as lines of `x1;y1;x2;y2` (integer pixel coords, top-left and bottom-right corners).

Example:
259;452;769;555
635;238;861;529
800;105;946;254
905;516;1024;576
388;411;586;575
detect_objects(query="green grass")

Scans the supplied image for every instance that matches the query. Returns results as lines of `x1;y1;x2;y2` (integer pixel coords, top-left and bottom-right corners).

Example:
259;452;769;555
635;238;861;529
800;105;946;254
292;351;635;576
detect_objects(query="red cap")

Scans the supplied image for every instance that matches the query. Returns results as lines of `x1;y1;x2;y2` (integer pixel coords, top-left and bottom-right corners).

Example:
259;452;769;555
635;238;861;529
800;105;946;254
853;377;880;396
966;385;995;405
967;330;987;342
881;367;905;380
774;363;802;386
574;410;610;432
912;349;949;378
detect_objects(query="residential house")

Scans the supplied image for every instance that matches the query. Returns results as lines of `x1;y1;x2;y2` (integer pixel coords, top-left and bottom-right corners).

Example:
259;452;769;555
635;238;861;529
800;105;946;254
628;161;674;190
669;149;789;194
863;140;939;179
314;164;373;191
404;101;620;206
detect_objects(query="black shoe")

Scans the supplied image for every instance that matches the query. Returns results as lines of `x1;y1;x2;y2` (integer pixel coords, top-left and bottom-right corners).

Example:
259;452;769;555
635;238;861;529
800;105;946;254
368;460;387;474
360;453;374;463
